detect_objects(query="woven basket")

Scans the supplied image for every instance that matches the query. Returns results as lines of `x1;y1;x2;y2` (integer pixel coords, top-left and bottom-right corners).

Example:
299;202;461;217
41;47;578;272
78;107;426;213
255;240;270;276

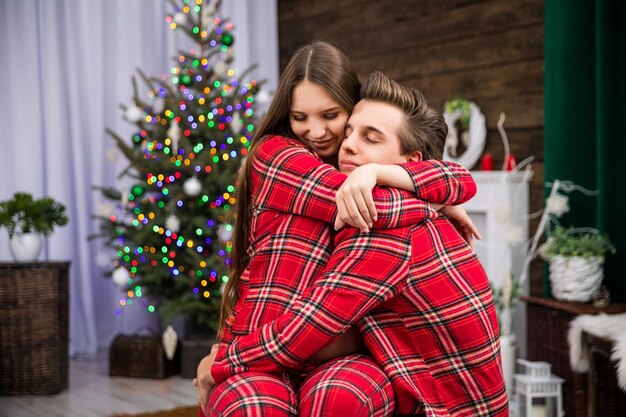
0;262;69;395
549;255;603;302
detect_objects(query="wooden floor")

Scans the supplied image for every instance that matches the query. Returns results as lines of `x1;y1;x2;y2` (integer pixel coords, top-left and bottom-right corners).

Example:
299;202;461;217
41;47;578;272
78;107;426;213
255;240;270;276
0;353;197;417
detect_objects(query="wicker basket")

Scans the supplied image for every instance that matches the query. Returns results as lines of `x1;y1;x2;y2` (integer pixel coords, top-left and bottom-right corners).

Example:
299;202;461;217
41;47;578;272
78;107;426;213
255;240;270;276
549;255;604;302
0;262;70;395
524;296;626;417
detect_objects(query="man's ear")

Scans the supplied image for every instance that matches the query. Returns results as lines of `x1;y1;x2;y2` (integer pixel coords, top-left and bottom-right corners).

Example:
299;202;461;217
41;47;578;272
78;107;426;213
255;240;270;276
408;151;422;162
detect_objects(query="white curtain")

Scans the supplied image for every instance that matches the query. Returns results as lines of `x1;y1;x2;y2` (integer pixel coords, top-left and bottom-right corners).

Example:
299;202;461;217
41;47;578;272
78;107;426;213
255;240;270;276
0;0;278;357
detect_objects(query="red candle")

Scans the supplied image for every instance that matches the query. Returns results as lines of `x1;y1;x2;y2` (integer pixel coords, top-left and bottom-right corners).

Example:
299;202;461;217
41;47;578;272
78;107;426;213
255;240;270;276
505;154;517;171
481;154;494;171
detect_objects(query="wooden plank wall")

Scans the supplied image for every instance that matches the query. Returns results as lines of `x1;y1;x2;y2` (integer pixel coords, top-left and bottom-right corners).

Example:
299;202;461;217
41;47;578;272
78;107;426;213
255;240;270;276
277;0;545;295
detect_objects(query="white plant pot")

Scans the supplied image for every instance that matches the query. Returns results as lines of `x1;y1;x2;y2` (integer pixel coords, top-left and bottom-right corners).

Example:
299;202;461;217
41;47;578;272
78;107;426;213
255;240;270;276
9;233;43;262
499;334;517;394
549;255;604;302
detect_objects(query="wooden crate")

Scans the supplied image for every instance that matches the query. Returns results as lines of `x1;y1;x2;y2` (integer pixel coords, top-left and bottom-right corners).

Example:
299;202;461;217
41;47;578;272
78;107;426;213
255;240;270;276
109;329;179;379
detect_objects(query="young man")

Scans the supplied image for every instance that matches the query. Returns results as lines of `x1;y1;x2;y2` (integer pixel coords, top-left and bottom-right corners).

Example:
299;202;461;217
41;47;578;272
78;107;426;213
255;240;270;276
198;72;508;416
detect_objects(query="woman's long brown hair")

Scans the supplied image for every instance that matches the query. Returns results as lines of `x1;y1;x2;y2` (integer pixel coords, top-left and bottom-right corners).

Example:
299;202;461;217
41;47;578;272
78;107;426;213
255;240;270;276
218;41;360;337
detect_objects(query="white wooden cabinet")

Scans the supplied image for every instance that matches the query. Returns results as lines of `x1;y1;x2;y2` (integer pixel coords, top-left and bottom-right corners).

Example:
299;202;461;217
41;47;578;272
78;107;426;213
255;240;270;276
463;171;532;355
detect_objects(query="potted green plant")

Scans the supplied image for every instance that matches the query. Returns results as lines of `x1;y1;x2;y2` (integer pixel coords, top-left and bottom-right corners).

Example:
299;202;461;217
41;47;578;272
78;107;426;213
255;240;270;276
540;225;616;302
0;192;69;262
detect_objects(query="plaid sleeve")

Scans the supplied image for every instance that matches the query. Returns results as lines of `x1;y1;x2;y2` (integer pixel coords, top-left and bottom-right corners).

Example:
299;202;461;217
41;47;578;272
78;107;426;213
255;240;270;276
210;228;412;383
254;136;473;229
218;318;235;345
400;160;477;205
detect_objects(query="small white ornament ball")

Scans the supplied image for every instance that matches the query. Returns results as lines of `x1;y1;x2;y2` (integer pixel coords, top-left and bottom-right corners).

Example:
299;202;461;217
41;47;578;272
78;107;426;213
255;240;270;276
125;105;143;122
545;193;570;218
213;61;227;77
165;214;181;233
255;89;273;105
112;266;130;287
494;204;512;224
183;177;202;196
173;12;187;26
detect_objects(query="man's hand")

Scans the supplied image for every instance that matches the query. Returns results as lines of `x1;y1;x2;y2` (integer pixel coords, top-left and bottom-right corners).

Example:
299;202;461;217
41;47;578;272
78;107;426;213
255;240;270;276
440;205;481;246
335;164;379;232
193;344;220;415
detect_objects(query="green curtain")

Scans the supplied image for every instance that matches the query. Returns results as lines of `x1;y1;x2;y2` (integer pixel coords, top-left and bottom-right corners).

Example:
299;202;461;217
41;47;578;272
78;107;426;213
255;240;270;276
545;0;626;302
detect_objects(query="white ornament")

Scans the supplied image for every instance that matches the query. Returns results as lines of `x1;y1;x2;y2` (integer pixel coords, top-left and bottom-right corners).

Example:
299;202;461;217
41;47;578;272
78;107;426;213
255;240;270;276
112;266;130;287
106;148;120;164
95;251;111;268
230;112;243;134
162;325;178;361
505;225;524;245
494;204;512;224
167;121;182;153
183;177;202;196
173;12;187;26
218;224;233;242
545;193;570;217
255;90;273;105
213;61;227;77
125;105;143;123
165;214;181;233
99;203;115;218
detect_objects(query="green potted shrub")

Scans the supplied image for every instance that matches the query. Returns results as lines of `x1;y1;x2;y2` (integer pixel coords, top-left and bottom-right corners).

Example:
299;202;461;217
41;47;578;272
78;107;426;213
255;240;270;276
0;192;69;262
540;225;616;302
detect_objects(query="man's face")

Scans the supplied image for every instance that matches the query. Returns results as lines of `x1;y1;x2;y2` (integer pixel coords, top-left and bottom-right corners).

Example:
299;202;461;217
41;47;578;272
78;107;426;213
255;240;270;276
338;99;412;173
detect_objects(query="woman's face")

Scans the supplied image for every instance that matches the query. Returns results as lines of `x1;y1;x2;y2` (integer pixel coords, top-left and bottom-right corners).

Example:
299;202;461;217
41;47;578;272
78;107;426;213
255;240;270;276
289;80;349;161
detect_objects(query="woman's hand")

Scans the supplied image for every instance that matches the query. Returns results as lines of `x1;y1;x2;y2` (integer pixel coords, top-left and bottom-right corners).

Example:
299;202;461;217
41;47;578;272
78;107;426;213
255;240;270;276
194;344;220;415
334;165;380;232
439;205;481;246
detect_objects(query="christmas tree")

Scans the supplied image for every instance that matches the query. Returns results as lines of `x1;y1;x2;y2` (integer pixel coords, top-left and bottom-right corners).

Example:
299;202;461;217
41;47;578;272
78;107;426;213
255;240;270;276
94;0;261;331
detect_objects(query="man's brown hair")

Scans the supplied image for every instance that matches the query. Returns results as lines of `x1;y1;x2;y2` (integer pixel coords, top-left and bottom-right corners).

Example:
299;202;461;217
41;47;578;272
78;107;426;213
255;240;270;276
360;71;447;160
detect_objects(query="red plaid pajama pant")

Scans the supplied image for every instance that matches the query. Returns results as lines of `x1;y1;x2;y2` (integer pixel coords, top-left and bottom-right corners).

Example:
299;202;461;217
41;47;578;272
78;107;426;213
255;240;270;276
201;353;395;417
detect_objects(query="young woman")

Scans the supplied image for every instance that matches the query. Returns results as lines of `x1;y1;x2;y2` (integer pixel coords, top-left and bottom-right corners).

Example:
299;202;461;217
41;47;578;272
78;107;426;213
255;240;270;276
197;41;478;417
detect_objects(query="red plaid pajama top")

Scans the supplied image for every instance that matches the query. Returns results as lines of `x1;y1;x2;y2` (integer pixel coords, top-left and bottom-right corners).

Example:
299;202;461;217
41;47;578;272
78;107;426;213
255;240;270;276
212;139;507;416
213;221;508;416
222;135;476;345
